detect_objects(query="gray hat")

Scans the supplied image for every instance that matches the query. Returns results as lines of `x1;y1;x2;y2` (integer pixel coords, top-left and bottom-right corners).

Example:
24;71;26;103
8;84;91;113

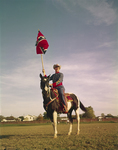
53;64;61;69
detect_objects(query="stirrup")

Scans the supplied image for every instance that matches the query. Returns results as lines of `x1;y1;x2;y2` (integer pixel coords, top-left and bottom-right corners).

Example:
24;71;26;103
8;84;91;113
63;107;68;114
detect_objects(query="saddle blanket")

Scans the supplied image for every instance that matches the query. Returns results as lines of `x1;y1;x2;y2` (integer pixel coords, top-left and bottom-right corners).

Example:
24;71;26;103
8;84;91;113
51;88;74;113
51;88;73;102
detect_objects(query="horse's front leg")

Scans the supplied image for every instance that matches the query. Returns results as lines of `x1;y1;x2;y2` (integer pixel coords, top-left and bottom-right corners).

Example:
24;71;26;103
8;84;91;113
75;108;80;135
67;110;73;136
52;110;57;138
68;122;72;136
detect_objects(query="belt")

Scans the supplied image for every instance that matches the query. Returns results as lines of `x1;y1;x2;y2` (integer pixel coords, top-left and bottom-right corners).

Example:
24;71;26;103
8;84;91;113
53;82;62;88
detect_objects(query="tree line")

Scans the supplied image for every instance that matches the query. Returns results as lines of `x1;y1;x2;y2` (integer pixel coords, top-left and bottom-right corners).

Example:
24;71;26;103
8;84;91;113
0;106;117;122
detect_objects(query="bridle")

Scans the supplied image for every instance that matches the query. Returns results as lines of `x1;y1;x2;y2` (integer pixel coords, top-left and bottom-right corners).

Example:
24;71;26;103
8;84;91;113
41;77;58;110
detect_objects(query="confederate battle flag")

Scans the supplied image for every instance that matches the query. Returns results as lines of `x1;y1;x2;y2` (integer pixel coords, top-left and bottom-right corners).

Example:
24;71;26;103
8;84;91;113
35;30;49;54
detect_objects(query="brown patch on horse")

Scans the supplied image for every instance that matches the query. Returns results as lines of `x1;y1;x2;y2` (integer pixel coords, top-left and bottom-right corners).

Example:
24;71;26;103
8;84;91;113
69;94;78;110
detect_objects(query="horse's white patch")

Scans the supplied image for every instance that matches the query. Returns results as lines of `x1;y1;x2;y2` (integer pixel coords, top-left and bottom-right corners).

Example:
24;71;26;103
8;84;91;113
67;102;72;111
45;86;48;91
44;78;47;81
53;111;58;138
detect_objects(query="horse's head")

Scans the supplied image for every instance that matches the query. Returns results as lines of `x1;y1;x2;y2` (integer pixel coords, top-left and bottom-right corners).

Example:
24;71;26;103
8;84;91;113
40;74;50;92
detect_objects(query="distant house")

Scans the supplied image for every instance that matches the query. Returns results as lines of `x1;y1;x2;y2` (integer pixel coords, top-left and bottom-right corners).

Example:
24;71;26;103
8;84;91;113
61;117;69;123
97;116;103;121
23;115;37;121
1;119;16;122
1;119;7;122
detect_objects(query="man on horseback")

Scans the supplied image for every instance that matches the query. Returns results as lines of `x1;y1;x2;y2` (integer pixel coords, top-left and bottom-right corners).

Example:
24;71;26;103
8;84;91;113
43;64;68;113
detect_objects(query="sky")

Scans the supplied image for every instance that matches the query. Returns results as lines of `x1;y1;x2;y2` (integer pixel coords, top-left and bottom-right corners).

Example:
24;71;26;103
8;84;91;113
0;0;118;117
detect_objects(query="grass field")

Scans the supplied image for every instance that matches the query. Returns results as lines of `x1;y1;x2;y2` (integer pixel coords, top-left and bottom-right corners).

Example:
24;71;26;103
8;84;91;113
0;122;118;150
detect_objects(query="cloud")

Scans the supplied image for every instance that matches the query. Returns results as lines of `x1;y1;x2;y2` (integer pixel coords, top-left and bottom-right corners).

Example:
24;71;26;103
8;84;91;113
1;59;38;88
97;41;117;48
81;0;117;25
54;0;117;25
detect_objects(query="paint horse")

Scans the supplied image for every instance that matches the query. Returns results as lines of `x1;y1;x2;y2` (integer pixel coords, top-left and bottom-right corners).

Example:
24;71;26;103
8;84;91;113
40;74;86;138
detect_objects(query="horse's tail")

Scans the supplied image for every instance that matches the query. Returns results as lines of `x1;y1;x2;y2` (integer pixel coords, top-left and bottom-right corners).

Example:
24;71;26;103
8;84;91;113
80;101;86;112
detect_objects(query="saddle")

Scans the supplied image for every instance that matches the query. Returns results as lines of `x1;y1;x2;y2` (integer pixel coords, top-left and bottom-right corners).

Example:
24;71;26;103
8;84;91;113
51;88;73;113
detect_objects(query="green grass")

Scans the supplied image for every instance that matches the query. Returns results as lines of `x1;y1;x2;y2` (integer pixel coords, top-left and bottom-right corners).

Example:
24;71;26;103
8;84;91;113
0;122;51;127
0;120;116;127
0;123;118;150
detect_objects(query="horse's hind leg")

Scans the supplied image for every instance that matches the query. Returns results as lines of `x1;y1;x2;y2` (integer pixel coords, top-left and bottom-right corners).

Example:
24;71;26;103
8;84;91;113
52;111;57;138
75;107;80;135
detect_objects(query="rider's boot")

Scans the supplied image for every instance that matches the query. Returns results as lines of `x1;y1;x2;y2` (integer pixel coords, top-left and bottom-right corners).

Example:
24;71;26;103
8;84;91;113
63;105;68;113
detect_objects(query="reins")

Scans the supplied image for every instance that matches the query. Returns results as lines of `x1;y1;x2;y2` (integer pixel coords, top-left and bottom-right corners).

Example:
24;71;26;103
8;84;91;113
43;87;58;111
45;97;56;111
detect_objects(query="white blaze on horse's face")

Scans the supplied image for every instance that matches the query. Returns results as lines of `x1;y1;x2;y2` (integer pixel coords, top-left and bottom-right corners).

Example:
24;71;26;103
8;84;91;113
44;78;48;91
44;78;47;81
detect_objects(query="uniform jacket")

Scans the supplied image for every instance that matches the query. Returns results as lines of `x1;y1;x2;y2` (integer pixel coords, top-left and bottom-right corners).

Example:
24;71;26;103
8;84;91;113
50;72;65;90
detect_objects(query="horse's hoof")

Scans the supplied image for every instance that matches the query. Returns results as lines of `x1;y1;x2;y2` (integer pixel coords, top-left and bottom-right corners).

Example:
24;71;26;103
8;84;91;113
76;132;79;135
68;133;71;136
54;135;57;138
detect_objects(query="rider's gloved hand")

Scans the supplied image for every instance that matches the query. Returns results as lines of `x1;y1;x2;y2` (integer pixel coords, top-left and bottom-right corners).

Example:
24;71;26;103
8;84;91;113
49;83;53;87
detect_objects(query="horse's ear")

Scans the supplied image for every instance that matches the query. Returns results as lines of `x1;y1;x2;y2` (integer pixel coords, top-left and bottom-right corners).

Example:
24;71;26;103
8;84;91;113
47;74;51;79
40;74;42;78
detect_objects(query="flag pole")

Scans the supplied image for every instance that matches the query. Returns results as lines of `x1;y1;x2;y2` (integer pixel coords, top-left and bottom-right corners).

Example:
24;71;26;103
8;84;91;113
38;29;44;75
41;54;45;75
